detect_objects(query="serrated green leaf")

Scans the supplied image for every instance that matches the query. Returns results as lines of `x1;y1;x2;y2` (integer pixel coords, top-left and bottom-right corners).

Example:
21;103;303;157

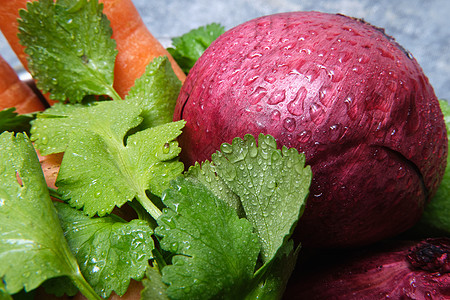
167;23;225;73
155;177;260;300
18;0;119;102
141;267;169;300
185;161;245;218
0;108;35;134
125;56;182;130
0;132;81;294
31;101;185;218
58;119;185;217
246;241;300;300
212;134;312;263
55;202;154;298
30;102;106;155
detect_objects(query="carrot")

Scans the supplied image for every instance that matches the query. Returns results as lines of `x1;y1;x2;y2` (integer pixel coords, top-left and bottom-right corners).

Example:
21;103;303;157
37;150;63;190
0;0;186;101
0;53;60;188
0;0;57;106
0;1;28;71
0;54;45;113
99;0;186;97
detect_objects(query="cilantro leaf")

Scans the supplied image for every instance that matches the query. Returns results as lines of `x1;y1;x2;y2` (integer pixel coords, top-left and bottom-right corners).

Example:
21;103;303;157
30;101;134;156
57;118;185;218
55;202;154;298
185;161;245;218
18;0;119;102
31;100;185;218
141;267;169;300
155;177;260;300
0;132;90;296
211;134;312;263
247;241;300;299
125;56;182;130
167;23;224;73
0;108;35;134
41;276;79;298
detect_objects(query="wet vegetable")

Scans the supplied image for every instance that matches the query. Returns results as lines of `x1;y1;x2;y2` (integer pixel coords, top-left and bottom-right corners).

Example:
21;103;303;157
284;238;450;299
174;11;448;248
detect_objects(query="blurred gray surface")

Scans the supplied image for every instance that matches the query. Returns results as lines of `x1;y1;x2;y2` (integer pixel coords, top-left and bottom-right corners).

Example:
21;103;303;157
1;0;449;100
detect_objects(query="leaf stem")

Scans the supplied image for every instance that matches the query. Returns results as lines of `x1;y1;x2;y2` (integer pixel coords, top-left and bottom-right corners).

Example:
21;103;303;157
48;187;64;201
71;271;102;300
136;191;162;221
107;86;123;101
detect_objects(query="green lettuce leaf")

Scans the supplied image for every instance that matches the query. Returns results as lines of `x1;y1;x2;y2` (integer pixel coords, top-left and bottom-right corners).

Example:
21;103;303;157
55;202;154;298
167;23;224;73
0;132;93;297
155;177;260;300
211;134;311;263
18;0;119;102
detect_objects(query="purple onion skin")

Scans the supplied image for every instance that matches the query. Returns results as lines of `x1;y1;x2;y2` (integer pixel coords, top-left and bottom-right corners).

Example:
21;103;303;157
173;11;448;248
283;238;450;300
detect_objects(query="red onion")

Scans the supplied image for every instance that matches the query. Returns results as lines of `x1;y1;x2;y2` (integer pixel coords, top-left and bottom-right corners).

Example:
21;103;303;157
173;11;448;248
284;238;450;299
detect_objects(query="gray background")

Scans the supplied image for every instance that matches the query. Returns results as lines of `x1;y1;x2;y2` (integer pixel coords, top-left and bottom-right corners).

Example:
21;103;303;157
1;0;449;100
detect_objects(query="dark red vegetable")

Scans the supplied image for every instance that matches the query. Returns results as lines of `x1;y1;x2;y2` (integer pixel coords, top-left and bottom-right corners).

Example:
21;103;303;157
283;238;450;299
173;11;448;248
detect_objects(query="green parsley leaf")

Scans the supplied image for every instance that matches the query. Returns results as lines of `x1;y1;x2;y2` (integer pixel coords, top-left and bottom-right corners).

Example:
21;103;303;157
167;23;225;73
125;56;182;130
55;202;154;298
0;132;92;297
415;100;450;236
18;0;119;102
141;267;169;300
0;108;35;134
155;177;260;300
31;100;185;218
212;134;311;263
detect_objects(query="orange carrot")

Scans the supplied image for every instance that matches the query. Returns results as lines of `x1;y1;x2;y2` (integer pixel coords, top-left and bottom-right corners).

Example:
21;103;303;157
0;53;60;188
0;54;45;113
37;150;63;190
100;0;186;97
0;1;29;71
0;0;57;106
0;0;186;101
